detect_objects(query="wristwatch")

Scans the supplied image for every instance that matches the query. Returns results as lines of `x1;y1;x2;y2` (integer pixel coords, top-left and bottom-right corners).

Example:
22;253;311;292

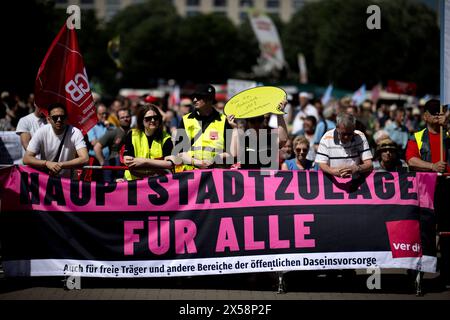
167;159;175;168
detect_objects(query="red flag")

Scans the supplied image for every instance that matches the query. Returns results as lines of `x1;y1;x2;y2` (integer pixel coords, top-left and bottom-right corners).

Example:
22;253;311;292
386;80;417;96
34;24;97;134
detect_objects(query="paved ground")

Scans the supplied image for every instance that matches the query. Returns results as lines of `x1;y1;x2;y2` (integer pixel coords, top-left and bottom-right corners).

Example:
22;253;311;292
1;269;449;300
1;270;448;319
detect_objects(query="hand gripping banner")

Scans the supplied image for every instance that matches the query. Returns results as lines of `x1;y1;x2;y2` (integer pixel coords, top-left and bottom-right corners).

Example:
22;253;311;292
0;166;438;277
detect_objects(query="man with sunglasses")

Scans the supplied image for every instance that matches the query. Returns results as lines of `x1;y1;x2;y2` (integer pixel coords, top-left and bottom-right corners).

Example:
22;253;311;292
23;103;88;178
315;112;373;178
406;99;449;173
174;84;232;170
405;99;450;288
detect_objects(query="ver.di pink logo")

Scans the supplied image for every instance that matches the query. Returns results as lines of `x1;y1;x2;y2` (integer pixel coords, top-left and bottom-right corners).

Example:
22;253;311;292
385;220;422;258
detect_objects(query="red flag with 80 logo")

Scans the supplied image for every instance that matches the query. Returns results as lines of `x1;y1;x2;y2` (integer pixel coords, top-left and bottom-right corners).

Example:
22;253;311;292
34;24;97;134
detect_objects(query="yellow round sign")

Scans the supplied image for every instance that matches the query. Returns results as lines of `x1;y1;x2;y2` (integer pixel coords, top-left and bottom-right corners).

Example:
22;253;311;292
224;86;286;119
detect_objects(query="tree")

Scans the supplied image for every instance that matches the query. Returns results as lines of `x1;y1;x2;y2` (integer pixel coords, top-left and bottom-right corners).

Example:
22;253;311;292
76;9;111;95
283;0;439;95
176;14;245;83
0;0;64;97
106;0;181;88
0;1;110;98
106;0;256;87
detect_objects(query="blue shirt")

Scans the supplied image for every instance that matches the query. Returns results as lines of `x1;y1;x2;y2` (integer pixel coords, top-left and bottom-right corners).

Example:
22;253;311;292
87;122;113;158
284;158;313;170
314;120;336;145
384;122;409;150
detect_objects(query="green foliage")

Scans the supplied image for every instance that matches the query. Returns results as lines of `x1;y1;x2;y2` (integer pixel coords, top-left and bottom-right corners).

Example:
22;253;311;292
1;0;440;98
176;14;243;83
0;1;65;96
105;0;258;87
283;0;439;94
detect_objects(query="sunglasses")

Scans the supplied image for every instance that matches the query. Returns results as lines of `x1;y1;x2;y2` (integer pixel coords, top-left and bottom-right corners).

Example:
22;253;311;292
144;115;160;122
296;148;309;152
427;111;445;116
51;115;66;122
427;106;448;115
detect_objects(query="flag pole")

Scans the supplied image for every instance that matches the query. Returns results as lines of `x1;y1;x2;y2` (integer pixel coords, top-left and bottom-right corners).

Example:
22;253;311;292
440;0;446;163
441;104;444;162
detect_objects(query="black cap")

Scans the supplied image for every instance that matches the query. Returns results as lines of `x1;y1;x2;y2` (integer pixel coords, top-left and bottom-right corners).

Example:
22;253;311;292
424;99;446;115
193;84;216;103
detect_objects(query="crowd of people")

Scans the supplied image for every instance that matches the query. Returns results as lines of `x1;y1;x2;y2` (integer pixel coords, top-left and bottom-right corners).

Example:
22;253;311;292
1;84;449;287
2;85;448;178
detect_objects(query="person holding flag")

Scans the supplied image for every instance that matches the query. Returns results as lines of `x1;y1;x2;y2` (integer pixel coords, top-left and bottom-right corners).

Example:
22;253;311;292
24;21;97;178
405;99;450;288
406;99;449;172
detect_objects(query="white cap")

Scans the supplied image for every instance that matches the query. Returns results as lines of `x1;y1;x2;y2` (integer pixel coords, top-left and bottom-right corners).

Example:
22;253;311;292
299;92;310;98
1;91;10;99
412;107;421;116
180;98;192;106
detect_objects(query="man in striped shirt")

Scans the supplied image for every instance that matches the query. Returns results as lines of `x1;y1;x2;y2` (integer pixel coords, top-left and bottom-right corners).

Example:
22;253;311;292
315;113;373;178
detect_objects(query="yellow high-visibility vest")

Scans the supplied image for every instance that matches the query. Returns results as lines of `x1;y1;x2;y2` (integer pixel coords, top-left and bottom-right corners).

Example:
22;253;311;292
414;129;427;158
182;113;226;171
124;129;171;180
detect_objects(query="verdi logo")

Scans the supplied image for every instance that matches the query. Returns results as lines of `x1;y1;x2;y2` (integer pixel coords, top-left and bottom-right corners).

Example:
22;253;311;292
386;220;422;258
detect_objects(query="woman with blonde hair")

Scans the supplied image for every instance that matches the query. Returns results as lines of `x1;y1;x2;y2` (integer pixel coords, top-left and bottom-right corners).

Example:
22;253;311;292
281;135;313;170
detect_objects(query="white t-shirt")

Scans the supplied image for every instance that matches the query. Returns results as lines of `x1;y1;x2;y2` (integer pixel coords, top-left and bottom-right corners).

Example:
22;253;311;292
291;104;319;134
16;113;47;136
15;113;47;159
27;124;86;177
315;128;372;167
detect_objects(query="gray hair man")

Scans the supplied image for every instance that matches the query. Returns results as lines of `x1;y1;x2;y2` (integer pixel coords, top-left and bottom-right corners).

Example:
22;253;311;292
315;112;373;178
